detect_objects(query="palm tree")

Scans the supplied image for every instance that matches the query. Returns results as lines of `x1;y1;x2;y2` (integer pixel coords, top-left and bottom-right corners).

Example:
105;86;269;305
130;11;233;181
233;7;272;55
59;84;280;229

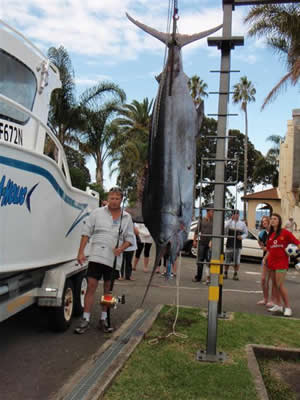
245;4;300;109
232;76;256;222
78;84;126;186
47;46;81;148
109;98;153;202
188;75;208;106
266;134;284;187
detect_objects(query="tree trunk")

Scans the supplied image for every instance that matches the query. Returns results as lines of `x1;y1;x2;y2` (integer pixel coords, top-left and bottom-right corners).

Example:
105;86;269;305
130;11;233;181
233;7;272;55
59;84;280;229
96;152;103;187
243;109;248;223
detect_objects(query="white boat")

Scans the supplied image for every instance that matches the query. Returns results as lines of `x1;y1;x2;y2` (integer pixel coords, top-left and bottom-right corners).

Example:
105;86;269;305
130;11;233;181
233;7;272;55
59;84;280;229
0;20;98;277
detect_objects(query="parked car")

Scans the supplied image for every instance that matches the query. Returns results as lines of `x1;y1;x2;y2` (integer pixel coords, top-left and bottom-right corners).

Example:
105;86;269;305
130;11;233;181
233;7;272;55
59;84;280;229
182;222;263;261
182;221;198;257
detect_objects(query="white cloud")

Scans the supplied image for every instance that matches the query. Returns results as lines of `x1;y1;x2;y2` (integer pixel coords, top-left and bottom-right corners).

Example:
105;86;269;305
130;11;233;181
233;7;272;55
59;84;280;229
1;0;247;61
75;74;111;86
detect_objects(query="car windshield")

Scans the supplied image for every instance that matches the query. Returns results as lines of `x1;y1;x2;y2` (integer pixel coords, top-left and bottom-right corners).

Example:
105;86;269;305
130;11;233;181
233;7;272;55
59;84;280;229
0;49;37;124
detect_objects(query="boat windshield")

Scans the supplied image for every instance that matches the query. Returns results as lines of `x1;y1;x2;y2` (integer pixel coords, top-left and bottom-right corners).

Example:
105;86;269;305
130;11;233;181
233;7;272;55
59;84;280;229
0;49;37;124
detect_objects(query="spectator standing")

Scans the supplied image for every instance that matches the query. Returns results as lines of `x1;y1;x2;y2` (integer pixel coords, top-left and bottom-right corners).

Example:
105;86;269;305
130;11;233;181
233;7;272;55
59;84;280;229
133;223;153;272
119;224;139;281
264;213;300;317
74;187;134;334
256;216;276;307
285;217;297;232
224;210;248;280
192;205;214;284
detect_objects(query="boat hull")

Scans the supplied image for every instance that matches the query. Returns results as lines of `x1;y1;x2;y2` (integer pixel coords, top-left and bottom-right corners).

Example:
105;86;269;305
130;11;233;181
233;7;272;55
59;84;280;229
0;143;98;275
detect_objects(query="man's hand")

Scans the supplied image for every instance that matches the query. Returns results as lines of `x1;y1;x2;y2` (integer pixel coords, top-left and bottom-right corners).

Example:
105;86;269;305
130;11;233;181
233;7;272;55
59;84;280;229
113;247;123;257
192;239;197;248
77;252;87;265
237;235;242;240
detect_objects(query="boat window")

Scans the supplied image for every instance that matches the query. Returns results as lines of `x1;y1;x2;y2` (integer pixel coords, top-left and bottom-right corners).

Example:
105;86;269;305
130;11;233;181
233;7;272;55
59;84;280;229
0;49;37;124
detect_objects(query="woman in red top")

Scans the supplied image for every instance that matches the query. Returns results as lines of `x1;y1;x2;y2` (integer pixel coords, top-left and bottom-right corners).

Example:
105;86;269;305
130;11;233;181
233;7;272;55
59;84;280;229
264;213;300;317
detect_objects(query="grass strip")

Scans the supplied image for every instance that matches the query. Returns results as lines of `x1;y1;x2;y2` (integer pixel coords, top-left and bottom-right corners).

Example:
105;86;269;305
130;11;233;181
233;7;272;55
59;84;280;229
103;306;300;400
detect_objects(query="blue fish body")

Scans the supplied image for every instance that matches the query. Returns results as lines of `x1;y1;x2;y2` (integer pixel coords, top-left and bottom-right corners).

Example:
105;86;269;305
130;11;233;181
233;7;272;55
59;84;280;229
143;46;201;261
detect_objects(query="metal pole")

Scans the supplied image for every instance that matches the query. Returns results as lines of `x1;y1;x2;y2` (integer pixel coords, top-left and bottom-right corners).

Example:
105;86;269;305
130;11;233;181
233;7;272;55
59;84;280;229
207;3;232;359
197;1;243;362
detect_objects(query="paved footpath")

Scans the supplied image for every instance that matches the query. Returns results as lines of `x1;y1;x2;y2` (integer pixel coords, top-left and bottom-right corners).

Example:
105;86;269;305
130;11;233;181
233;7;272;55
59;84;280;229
0;255;299;400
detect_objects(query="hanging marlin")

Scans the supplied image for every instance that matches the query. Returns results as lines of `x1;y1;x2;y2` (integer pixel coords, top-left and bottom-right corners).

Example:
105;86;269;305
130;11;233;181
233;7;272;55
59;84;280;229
126;12;222;303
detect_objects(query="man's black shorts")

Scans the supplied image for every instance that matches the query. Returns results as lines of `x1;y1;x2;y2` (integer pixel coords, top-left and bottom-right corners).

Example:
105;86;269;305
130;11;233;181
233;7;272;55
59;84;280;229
87;262;119;281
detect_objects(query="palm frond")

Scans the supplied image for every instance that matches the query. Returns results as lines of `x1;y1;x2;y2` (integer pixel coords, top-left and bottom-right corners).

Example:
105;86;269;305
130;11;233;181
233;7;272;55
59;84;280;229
261;70;292;110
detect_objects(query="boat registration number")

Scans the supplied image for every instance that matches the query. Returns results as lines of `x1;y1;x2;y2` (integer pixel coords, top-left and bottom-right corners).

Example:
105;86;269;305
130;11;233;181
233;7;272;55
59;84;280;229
0;121;23;146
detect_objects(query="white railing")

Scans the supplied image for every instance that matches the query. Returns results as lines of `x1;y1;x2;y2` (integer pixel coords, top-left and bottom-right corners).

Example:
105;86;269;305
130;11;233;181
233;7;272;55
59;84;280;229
0;93;71;185
0;19;59;76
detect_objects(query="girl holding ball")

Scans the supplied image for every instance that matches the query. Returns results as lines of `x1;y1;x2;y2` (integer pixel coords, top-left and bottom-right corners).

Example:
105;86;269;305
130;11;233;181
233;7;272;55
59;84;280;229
263;213;300;317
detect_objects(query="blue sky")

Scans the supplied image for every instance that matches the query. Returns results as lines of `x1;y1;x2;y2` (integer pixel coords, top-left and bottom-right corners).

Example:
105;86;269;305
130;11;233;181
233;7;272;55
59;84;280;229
1;0;299;190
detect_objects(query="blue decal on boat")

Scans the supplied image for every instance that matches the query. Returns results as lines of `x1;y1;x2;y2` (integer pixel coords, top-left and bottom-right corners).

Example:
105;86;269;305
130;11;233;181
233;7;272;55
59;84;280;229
0;174;29;207
65;212;90;237
0;155;90;233
26;183;39;212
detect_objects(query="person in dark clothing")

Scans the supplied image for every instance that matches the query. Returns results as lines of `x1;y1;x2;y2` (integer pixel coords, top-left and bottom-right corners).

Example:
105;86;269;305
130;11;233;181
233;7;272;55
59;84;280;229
192;205;214;284
119;224;139;280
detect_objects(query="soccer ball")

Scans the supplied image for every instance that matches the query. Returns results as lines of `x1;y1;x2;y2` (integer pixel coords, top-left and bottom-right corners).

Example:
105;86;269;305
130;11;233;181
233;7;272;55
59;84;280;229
285;243;299;257
295;262;300;272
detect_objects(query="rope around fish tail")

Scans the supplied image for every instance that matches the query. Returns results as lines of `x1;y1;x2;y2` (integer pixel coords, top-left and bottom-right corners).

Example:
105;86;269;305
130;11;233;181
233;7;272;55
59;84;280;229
140;244;165;306
148;253;187;345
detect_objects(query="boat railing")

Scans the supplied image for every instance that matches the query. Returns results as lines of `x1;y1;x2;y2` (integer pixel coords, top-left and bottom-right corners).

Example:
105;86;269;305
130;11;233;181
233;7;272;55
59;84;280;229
0;93;72;185
0;19;59;76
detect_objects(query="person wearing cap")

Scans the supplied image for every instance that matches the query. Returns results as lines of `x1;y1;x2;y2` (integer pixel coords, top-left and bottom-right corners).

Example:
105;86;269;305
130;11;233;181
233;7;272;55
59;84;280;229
192;204;214;284
224;210;248;280
74;187;134;334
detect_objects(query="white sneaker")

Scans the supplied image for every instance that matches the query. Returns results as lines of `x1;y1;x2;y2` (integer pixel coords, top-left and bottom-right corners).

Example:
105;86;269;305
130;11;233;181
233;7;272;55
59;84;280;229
269;305;283;313
283;308;292;317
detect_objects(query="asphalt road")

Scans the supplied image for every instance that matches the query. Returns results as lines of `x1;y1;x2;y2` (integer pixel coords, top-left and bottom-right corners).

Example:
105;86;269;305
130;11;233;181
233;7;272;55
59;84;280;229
1;255;300;400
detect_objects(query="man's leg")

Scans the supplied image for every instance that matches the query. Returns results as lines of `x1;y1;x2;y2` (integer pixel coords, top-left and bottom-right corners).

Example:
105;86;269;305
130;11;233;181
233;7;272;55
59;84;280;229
84;277;98;313
224;249;232;279
193;244;205;282
143;243;152;272
74;277;98;334
233;249;241;280
99;279;116;332
125;251;134;280
133;242;144;270
204;246;211;284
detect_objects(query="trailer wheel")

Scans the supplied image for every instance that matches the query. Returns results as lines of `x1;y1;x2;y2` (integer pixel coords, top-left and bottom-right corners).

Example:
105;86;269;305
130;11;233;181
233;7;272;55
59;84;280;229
73;273;87;316
48;279;74;331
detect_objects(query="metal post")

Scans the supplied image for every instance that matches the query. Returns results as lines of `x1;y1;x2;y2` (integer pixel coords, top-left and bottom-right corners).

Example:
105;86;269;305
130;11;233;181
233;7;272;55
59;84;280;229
197;1;243;362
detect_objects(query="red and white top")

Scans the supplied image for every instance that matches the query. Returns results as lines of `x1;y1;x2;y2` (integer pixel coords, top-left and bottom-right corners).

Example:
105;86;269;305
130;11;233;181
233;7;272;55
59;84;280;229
266;229;300;270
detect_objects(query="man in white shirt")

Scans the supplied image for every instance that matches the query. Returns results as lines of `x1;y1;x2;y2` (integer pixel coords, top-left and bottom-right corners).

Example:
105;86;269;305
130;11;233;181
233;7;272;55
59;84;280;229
224;210;248;281
75;187;134;334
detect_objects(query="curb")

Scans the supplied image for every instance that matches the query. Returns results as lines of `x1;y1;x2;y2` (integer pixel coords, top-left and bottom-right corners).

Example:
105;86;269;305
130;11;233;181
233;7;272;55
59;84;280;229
90;304;162;400
52;305;162;400
247;344;300;400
